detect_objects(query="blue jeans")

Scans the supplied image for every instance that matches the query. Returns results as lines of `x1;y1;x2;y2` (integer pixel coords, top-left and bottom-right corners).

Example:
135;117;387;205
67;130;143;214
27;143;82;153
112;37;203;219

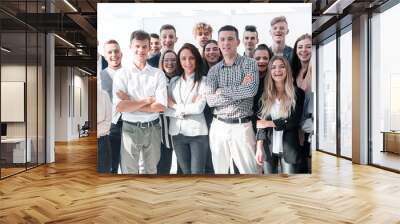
109;119;122;173
172;134;208;174
97;135;112;173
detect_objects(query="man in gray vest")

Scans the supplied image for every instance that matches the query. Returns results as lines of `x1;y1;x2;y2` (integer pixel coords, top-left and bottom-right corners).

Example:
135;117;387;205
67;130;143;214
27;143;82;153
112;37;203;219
100;39;123;173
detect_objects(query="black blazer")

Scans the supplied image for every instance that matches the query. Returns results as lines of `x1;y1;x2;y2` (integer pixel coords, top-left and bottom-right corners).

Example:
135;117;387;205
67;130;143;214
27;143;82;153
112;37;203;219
256;87;305;164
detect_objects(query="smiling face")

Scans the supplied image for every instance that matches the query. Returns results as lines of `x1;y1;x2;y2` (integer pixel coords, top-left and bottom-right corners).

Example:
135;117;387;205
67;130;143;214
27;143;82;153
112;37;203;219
270;59;287;84
254;49;270;73
104;43;122;69
243;31;258;52
162;52;177;75
149;37;161;56
204;42;220;64
270;21;289;44
160;29;177;51
218;31;240;58
296;38;312;63
195;30;212;48
130;39;149;65
180;49;196;75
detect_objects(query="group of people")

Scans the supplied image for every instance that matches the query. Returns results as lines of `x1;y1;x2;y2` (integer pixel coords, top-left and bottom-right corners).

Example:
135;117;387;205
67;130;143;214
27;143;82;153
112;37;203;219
97;15;313;175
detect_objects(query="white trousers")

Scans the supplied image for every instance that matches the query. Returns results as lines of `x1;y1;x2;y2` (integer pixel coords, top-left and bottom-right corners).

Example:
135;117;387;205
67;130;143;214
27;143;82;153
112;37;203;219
209;118;258;174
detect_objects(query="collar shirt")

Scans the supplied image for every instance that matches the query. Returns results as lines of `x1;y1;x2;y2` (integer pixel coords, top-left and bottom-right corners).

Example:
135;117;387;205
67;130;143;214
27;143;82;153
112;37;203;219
112;63;167;123
205;54;259;119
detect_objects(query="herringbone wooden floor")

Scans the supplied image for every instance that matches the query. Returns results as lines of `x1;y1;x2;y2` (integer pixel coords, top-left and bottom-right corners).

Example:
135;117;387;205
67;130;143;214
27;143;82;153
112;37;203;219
1;136;400;223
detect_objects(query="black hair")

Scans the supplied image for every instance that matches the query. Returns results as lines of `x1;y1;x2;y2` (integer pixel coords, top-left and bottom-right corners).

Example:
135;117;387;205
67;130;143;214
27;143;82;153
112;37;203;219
291;34;312;83
150;33;159;39
202;39;223;73
176;43;205;88
130;30;150;44
218;25;239;40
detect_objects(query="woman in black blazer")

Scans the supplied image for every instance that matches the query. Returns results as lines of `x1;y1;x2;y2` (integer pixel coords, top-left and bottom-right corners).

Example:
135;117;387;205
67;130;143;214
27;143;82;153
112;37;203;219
255;56;305;174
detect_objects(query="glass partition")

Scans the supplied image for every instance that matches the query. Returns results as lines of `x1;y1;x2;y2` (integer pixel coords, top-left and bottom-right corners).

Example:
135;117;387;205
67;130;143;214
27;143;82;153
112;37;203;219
317;35;337;155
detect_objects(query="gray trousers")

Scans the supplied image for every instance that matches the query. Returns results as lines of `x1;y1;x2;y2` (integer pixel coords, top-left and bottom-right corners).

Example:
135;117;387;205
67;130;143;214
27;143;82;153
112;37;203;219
120;121;161;174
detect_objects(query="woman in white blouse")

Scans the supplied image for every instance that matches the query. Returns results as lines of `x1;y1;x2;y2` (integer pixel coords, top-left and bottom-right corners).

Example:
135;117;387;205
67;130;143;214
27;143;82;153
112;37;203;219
255;56;305;174
165;43;208;174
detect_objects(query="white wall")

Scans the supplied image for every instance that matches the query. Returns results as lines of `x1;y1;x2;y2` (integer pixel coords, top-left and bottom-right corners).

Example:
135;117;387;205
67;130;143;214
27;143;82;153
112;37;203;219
54;67;89;141
98;3;312;67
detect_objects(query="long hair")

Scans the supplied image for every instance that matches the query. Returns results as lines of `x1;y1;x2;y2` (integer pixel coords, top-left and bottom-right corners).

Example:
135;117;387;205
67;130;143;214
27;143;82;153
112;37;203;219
176;43;205;88
291;33;312;83
259;56;296;119
158;49;177;74
202;40;223;73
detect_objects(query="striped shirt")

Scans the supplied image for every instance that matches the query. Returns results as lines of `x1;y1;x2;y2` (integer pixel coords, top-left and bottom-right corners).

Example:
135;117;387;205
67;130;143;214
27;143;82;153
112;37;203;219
205;54;259;119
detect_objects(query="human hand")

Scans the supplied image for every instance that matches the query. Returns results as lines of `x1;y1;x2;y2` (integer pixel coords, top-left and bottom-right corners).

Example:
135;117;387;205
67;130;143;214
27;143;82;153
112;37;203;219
192;94;203;103
144;96;156;105
241;74;253;85
116;90;129;100
256;120;271;129
116;100;131;112
255;148;265;166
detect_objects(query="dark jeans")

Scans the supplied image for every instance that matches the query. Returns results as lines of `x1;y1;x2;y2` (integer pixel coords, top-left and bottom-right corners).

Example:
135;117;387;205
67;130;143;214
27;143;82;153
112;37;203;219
97;135;112;173
157;143;172;175
204;105;214;174
172;134;208;174
264;153;295;174
295;133;312;173
157;143;183;175
109;119;122;173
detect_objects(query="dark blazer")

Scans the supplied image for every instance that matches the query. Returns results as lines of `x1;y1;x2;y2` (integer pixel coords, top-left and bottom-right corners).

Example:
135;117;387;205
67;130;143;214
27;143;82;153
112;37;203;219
256;87;305;164
147;52;161;68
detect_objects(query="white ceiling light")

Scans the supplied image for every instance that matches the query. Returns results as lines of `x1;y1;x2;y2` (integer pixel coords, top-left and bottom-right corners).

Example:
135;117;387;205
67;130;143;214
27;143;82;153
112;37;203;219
323;0;355;15
54;34;75;48
63;0;78;12
1;47;11;53
78;67;93;76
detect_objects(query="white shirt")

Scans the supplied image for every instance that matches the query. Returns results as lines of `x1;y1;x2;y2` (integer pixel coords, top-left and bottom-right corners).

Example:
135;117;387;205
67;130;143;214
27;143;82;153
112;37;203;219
112;63;167;123
97;88;112;138
107;67;122;124
106;67;117;80
271;99;284;154
165;75;208;136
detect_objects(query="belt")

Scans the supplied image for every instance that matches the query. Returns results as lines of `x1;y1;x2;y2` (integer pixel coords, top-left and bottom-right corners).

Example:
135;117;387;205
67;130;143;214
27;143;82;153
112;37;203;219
124;118;160;128
213;115;251;124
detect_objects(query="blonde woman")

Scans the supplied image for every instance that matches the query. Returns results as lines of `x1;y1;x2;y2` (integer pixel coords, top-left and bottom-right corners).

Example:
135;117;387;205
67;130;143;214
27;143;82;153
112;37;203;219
255;56;304;174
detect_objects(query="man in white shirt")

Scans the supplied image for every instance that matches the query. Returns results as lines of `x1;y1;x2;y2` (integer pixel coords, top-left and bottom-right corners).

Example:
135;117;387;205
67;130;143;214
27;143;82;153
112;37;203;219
113;30;168;174
100;39;123;173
